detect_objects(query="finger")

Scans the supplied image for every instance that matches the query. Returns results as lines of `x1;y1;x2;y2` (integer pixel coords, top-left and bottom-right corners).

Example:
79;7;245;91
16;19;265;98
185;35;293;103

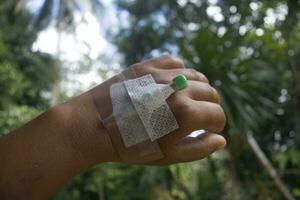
168;68;209;83
180;81;220;104
143;55;185;69
153;68;209;84
181;100;225;133
153;133;226;165
164;98;226;143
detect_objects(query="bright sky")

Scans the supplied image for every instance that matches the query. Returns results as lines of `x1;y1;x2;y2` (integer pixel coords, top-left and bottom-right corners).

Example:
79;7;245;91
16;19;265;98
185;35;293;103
32;12;107;61
28;0;122;95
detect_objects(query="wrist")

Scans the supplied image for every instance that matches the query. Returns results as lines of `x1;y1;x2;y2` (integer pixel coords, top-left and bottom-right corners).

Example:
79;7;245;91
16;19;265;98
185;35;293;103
57;91;118;166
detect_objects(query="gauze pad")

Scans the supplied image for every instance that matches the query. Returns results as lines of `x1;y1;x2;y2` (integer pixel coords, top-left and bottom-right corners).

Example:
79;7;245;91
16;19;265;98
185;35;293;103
90;70;188;163
110;74;178;147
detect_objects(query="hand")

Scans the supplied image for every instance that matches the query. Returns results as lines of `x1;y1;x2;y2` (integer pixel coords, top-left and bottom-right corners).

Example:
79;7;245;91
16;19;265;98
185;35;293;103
71;55;226;165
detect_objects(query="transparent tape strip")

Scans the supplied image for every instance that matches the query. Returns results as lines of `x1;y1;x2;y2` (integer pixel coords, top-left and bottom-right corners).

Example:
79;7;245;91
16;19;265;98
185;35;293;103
90;71;178;163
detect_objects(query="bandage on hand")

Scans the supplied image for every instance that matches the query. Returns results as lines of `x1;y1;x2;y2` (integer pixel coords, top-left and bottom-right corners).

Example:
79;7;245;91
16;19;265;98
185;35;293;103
90;55;226;165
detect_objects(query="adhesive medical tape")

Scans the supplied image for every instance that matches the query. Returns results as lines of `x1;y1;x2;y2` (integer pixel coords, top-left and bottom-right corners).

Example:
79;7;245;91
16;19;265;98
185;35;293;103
91;69;187;163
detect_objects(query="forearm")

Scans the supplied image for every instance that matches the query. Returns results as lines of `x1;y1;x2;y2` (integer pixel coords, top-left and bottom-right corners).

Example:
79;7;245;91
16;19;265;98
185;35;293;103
0;91;115;199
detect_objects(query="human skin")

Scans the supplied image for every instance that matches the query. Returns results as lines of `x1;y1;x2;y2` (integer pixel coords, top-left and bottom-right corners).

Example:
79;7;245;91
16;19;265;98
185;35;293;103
0;55;226;199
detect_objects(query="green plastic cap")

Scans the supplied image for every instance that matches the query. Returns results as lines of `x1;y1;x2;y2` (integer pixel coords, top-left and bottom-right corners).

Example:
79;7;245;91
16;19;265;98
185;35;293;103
172;74;188;91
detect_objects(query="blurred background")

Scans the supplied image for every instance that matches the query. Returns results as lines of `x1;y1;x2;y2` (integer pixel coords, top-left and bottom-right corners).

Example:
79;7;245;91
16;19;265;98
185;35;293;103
0;0;299;199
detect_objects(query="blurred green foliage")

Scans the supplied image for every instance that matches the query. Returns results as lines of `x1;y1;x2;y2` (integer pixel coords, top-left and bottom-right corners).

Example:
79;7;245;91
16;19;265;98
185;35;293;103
0;1;59;135
1;0;300;200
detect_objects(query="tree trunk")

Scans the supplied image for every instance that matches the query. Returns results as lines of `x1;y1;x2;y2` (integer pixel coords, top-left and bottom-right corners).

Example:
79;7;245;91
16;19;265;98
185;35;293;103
247;134;295;200
98;182;105;200
50;23;62;106
287;56;300;145
225;148;248;200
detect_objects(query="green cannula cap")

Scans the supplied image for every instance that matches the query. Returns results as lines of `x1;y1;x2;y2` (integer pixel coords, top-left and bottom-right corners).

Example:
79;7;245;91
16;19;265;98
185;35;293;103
172;74;188;91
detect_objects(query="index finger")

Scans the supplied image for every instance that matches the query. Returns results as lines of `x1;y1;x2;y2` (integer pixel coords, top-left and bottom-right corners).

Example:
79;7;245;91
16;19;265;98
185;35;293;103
135;55;185;70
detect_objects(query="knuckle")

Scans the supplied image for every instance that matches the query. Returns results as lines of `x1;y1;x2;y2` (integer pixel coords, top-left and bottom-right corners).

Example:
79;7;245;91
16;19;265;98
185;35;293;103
187;69;209;82
186;68;198;78
162;54;184;68
188;68;198;74
174;58;184;68
213;105;226;132
130;63;142;72
130;63;154;76
200;73;209;83
211;87;221;104
161;54;174;61
197;72;209;83
198;83;219;103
